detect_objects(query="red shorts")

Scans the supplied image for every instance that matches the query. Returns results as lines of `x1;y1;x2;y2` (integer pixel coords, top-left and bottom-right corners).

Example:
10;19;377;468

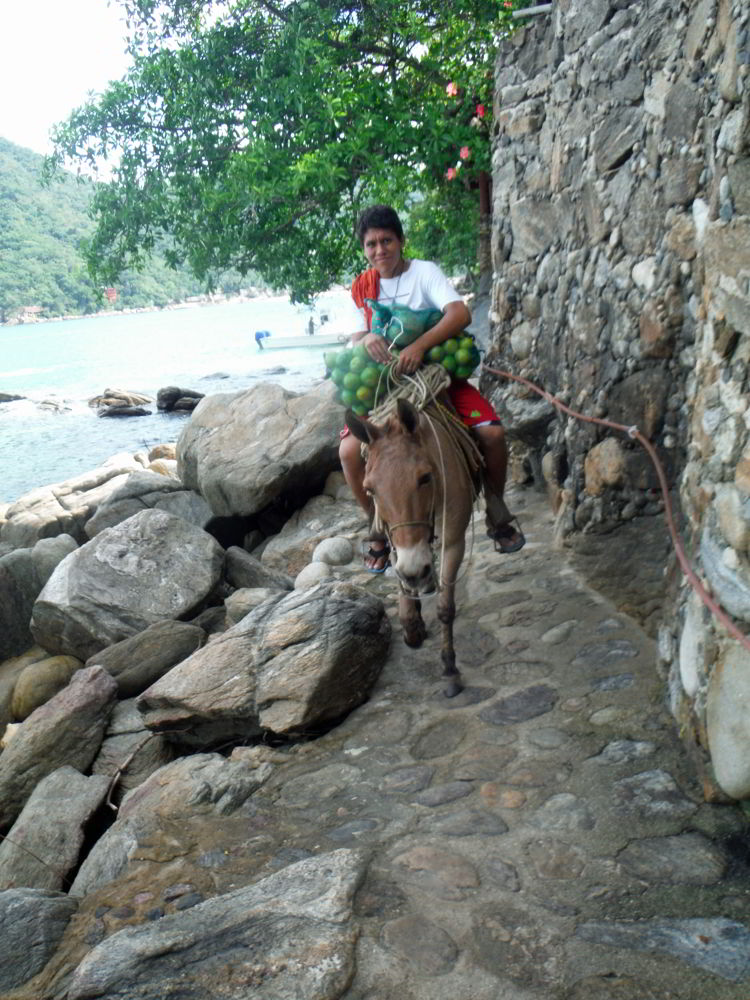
339;380;499;438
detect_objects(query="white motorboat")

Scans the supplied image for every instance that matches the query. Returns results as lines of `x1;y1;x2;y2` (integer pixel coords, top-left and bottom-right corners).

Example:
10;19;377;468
254;329;349;350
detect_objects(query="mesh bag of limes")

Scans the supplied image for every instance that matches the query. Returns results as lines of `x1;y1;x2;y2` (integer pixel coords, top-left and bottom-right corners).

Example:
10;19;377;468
325;301;481;416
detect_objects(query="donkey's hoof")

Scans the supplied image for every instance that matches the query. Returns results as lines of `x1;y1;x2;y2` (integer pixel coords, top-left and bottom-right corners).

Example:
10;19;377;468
443;678;463;698
403;622;427;648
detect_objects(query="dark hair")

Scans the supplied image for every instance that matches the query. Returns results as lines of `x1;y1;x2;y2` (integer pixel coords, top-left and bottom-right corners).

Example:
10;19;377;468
356;205;404;245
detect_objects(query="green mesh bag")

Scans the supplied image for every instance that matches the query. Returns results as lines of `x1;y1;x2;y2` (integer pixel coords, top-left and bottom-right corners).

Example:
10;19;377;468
366;299;444;347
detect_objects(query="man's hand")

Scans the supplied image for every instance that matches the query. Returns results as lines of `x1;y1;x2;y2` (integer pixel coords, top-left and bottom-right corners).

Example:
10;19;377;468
394;341;425;375
363;332;392;364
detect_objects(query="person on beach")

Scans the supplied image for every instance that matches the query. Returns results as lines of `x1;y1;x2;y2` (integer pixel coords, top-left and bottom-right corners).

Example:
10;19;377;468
339;204;525;572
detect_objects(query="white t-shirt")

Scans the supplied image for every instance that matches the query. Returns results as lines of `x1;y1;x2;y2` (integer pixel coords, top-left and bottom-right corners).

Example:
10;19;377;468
344;259;462;331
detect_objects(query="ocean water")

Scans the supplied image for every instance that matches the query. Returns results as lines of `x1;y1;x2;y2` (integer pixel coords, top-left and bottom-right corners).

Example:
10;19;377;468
0;292;351;504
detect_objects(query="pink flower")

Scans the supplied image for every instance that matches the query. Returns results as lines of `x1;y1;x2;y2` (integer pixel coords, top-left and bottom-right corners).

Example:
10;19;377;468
503;1;513;7
445;82;458;97
459;146;471;160
445;167;457;180
476;103;485;118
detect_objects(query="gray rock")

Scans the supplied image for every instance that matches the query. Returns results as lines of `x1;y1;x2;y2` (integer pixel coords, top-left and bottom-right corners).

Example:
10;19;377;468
137;581;390;746
11;654;82;719
224;587;278;623
592;108;642;173
177;382;343;518
479;684;558;725
576;917;750;982
700;525;750;624
68;849;366;1000
91;700;175;803
0;534;78;660
31;509;224;660
313;536;355;566
381;914;459;976
71;752;270;897
261;495;367;577
532;793;596;833
294;561;334;589
0;665;117;830
706;645;750;799
617;833;727;885
85;620;206;698
224;545;293;591
0;766;110;890
157;385;204;411
0;887;78;991
0;647;48;729
571;639;639;669
83;470;185;537
0;454;144;548
613;769;697;819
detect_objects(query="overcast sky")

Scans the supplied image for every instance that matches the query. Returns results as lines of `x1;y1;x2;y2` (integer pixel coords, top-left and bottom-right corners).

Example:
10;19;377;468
0;1;132;155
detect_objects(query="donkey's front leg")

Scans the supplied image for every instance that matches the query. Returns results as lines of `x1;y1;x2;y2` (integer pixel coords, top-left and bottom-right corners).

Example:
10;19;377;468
437;543;464;697
400;593;427;648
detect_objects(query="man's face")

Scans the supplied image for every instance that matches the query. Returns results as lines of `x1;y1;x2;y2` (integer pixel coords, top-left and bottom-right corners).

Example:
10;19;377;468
362;227;405;278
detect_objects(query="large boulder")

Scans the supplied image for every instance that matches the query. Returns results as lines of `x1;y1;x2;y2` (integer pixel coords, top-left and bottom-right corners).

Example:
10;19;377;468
70;752;272;897
82;470;211;538
138;581;391;748
11;654;82;720
85;620;206;698
67;850;365;1000
0;666;117;831
261;496;368;577
30;510;224;660
0;454;146;548
0;767;110;890
0;888;78;992
177;382;343;517
0;646;48;730
91;699;175;803
0;534;78;661
225;546;294;591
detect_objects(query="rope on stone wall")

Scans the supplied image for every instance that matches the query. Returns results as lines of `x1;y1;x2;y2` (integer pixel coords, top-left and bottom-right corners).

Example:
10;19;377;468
484;364;750;657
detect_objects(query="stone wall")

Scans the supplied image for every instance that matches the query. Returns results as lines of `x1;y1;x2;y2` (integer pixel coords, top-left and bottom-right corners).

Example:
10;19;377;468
483;0;750;799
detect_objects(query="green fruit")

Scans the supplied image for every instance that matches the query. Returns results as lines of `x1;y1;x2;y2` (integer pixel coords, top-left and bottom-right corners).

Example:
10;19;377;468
340;388;355;406
352;402;369;415
427;346;444;362
360;365;380;387
349;354;366;373
441;355;457;374
356;384;373;402
443;338;459;354
352;343;369;361
324;351;339;370
336;349;353;369
455;365;475;379
330;368;345;386
455;348;472;365
343;372;361;390
459;336;474;351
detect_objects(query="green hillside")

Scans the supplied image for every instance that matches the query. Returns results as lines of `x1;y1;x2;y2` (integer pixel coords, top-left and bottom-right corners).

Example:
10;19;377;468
0;138;259;323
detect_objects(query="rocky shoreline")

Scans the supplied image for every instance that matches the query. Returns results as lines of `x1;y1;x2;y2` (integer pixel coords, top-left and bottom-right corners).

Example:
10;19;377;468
0;379;748;999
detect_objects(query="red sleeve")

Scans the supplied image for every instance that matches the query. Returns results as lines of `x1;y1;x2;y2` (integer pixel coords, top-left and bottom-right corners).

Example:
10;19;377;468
351;269;380;331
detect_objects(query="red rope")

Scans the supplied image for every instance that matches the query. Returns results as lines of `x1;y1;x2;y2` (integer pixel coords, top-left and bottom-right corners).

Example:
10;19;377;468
484;365;750;655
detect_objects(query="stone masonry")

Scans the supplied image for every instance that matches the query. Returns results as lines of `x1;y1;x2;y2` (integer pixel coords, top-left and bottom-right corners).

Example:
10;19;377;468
483;1;750;802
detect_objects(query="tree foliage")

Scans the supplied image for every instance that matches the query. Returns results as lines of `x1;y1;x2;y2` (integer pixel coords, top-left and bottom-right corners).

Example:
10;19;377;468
49;0;531;300
0;137;260;323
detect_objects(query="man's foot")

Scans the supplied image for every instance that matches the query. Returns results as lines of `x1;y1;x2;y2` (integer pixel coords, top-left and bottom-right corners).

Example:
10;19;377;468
487;518;526;554
363;540;391;573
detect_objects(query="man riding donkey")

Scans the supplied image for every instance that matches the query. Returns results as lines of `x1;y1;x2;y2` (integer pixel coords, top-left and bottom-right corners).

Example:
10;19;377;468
339;204;525;571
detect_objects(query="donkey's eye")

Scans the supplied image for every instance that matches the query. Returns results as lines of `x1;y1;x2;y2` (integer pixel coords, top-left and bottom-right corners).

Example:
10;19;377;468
417;473;432;487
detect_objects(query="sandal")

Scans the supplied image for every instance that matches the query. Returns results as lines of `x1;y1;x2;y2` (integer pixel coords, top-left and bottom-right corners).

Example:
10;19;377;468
363;539;391;573
487;517;526;554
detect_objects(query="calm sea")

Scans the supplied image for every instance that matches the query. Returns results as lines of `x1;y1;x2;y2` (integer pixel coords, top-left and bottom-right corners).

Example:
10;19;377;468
0;293;350;504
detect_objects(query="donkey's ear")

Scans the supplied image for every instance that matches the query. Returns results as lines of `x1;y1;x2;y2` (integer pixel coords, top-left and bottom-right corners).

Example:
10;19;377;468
345;409;380;444
396;398;420;435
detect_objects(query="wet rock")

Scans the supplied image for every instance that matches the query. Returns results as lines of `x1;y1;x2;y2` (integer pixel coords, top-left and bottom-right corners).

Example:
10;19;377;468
0;888;78;992
85;620;206;699
177;382;343;518
0;766;110;890
31;510;224;660
617;833;727;885
576;917;750;982
68;849;366;1000
138;581;390;746
156;386;204;412
0;666;117;830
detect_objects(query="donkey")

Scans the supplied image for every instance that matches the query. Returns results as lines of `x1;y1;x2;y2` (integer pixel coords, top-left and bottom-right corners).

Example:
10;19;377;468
346;398;476;696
